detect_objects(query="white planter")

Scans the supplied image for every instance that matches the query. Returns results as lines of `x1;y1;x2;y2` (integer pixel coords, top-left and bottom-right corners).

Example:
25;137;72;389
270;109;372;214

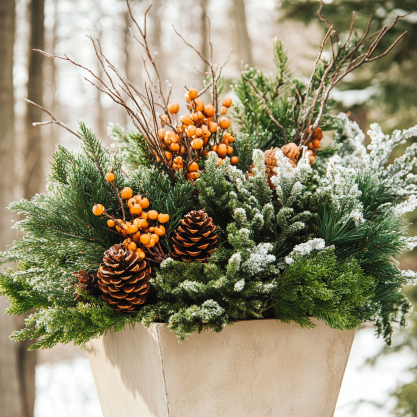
87;319;355;417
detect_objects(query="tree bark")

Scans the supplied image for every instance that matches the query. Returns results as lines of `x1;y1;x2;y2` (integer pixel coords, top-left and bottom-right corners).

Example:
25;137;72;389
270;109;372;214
20;0;46;415
0;2;36;417
230;0;253;67
25;0;45;198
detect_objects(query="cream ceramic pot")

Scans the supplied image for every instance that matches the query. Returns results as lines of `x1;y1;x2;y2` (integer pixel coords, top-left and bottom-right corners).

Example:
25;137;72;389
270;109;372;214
87;318;355;417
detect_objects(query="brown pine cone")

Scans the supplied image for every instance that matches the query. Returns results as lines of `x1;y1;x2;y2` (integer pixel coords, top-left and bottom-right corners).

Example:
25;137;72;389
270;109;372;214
171;210;217;262
74;270;100;303
97;244;151;312
281;143;300;162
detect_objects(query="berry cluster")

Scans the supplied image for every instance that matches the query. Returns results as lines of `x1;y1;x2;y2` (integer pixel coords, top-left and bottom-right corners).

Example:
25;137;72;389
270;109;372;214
92;172;169;263
157;89;239;181
305;127;324;165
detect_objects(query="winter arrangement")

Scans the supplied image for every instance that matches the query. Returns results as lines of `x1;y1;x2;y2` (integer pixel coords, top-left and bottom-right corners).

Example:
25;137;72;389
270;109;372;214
1;3;417;350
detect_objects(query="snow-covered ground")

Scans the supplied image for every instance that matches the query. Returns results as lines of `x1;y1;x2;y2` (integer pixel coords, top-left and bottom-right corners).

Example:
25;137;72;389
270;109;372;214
34;328;415;417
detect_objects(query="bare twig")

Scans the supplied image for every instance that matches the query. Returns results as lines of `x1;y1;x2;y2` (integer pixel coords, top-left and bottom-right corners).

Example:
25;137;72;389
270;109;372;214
25;99;80;138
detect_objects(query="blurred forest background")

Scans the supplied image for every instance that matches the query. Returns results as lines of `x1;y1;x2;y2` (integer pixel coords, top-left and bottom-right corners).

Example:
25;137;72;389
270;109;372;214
0;0;417;416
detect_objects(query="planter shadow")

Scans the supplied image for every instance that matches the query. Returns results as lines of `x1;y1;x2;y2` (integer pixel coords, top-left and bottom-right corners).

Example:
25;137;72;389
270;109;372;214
87;319;355;417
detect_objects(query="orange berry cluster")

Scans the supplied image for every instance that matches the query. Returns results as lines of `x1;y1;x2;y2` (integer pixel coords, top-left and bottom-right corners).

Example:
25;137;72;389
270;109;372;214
157;90;239;181
92;181;169;259
306;127;324;165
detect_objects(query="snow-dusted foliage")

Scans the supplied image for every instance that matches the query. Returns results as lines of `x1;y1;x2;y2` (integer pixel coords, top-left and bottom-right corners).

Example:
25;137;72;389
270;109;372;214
270;148;312;206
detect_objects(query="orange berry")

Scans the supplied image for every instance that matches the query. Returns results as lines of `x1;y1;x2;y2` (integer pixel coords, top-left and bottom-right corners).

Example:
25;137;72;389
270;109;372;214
217;143;227;158
168;102;180;114
202;130;211;139
151;233;160;243
105;172;115;182
158;213;170;223
133;218;141;226
204;103;215;117
231;156;239;165
188;89;198;100
149;226;155;232
219;117;231;130
140;234;151;245
161;114;169;126
170;143;180;152
228;136;235;143
312;139;321;148
127;198;136;208
188;162;199;172
209;122;218;133
140;211;148;219
211;145;217;152
121;187;133;200
194;99;204;112
180;146;186;154
222;138;229;146
308;142;314;149
217;158;223;167
132;231;141;242
92;204;104;216
123;238;130;248
158;129;166;140
154;225;165;236
187;172;199;180
116;225;122;232
174;156;183;164
187;125;197;137
130;204;142;215
190;112;199;122
139;218;149;228
128;224;139;234
227;146;233;155
192;138;204;150
135;248;146;260
220;106;227;115
107;219;116;228
156;156;161;163
145;238;156;248
165;151;172;160
197;111;205;120
139;198;150;209
148;210;158;220
195;128;203;137
128;241;137;251
222;97;232;108
181;115;194;125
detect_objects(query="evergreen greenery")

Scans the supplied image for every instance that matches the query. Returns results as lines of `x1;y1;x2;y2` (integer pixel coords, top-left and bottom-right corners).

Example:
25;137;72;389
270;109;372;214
1;19;417;351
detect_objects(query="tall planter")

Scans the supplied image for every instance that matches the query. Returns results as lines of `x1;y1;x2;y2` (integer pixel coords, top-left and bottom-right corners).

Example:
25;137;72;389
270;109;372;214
87;319;355;417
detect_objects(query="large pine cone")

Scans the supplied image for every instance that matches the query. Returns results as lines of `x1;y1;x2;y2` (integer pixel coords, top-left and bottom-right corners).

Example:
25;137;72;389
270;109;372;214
98;244;151;312
171;210;217;262
74;270;100;303
264;146;297;187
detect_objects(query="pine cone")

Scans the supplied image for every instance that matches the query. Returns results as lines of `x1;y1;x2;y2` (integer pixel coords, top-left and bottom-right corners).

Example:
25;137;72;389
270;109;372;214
264;146;297;188
74;270;100;303
97;244;151;312
171;210;217;262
